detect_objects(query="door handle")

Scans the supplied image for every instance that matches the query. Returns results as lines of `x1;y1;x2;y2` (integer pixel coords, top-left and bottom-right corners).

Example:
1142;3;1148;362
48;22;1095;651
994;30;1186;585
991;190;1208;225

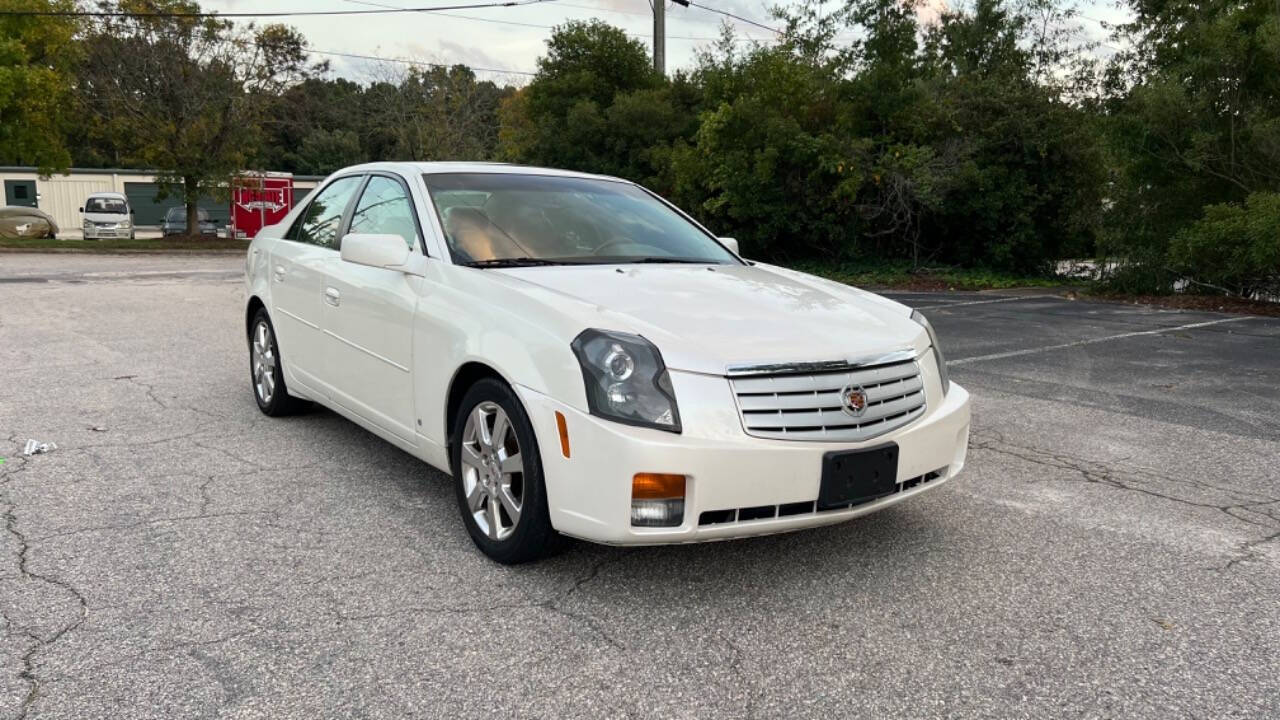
273;265;286;281
323;287;341;307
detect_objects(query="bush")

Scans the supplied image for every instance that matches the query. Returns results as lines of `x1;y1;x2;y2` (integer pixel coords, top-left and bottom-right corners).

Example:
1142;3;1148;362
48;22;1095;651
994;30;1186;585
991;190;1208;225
1169;193;1280;298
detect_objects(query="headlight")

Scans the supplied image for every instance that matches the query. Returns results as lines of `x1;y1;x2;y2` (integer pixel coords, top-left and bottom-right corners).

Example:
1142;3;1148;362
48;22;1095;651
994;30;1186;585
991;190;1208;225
571;329;681;433
82;220;93;229
911;310;950;395
119;219;131;228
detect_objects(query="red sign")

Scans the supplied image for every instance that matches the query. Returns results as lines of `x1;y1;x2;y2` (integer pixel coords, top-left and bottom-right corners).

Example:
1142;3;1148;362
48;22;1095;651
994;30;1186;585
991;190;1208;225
231;172;293;239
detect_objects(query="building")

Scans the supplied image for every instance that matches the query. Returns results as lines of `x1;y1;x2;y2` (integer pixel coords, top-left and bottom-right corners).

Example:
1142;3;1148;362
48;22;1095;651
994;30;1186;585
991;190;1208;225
0;167;322;235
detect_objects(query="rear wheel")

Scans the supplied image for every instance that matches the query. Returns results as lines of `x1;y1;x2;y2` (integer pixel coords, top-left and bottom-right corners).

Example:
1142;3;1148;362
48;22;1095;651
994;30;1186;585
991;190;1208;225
451;378;562;564
249;309;308;416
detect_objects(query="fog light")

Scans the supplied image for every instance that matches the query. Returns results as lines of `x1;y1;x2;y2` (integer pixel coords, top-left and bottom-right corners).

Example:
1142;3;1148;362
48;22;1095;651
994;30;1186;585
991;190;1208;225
631;473;685;527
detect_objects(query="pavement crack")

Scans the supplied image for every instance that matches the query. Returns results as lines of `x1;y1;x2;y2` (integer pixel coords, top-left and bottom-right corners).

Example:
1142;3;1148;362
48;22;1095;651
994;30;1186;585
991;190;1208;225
1217;529;1280;572
970;430;1280;526
1;486;89;719
536;553;627;650
117;374;168;410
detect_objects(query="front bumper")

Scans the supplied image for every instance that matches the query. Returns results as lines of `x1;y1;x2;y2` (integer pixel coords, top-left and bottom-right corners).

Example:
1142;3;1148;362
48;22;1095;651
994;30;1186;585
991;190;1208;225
517;366;970;545
84;226;129;239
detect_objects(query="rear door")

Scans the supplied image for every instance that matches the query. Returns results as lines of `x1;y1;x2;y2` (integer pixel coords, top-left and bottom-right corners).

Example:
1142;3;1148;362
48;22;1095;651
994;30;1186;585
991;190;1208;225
318;174;424;440
269;174;364;394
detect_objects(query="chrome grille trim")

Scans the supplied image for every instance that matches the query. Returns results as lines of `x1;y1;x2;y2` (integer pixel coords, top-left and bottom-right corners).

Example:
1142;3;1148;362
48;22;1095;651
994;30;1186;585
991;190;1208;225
729;357;927;442
725;349;918;377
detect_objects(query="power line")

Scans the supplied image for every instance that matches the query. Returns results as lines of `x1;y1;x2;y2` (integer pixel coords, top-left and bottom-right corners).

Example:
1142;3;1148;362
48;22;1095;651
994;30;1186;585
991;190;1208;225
343;0;752;41
683;1;780;35
0;0;559;19
309;47;537;75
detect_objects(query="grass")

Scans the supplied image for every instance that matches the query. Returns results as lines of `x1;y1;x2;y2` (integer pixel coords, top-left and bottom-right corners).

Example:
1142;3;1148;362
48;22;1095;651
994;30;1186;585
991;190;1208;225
790;260;1073;291
0;235;248;252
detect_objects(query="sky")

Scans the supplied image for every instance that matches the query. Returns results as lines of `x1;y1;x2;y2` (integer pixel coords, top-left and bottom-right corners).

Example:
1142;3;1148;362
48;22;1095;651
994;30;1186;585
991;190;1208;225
205;0;1135;86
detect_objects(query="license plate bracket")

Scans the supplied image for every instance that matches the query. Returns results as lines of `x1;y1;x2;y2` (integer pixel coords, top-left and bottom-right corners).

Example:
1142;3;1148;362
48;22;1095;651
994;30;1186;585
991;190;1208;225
817;443;900;510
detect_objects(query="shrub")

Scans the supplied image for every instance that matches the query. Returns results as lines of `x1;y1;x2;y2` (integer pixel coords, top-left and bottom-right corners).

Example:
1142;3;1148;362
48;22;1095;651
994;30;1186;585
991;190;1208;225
1169;193;1280;298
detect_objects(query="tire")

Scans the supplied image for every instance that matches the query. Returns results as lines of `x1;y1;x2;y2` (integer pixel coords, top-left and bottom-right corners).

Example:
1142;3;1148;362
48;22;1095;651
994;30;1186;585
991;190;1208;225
451;378;563;564
248;308;309;416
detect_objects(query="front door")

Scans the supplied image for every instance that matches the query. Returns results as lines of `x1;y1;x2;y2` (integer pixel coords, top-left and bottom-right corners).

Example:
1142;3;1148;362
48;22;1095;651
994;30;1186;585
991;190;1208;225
4;180;37;208
269;174;364;394
319;175;423;441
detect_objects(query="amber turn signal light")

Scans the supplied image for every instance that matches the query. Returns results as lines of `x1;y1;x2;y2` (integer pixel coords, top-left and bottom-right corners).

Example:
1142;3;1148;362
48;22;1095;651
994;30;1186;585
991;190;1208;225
632;473;686;500
554;411;570;458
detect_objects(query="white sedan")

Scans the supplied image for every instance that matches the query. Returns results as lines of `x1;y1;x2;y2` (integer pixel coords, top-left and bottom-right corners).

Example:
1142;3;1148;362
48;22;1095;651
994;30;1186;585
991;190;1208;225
244;162;971;563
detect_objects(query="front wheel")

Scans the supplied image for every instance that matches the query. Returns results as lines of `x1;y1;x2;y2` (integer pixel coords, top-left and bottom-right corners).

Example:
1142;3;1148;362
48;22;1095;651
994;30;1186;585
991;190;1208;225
451;378;562;564
249;309;308;416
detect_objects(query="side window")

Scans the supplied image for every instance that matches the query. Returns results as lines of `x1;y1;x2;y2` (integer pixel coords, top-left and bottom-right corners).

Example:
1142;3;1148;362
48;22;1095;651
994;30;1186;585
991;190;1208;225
294;176;362;249
349;176;419;249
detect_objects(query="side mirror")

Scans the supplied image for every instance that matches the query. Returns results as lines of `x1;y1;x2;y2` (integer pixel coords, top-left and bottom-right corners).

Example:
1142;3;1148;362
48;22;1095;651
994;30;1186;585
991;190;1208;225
719;237;740;255
340;233;412;271
78;207;83;213
130;209;135;215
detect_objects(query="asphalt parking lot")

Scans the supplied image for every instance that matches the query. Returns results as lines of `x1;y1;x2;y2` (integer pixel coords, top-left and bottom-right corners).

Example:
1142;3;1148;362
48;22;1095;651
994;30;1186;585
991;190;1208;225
1;253;1277;719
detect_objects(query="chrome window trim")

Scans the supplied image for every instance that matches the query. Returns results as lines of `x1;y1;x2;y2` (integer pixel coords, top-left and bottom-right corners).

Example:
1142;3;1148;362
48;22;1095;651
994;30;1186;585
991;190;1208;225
724;349;921;378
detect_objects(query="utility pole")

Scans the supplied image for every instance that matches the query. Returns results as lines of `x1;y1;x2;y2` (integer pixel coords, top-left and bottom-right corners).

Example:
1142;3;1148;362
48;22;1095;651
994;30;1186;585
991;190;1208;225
653;0;665;75
655;0;690;75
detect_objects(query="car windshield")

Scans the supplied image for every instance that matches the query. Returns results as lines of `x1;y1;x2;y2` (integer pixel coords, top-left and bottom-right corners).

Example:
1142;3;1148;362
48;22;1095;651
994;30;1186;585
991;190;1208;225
166;207;209;221
86;198;127;214
422;173;739;266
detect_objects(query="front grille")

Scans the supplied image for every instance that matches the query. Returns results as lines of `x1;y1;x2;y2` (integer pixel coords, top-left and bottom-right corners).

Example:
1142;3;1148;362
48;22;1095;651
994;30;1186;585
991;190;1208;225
729;358;927;442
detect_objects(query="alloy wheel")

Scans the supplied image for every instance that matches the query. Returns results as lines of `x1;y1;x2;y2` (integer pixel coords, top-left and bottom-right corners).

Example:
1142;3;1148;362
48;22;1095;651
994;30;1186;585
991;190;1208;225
459;402;525;541
251;321;277;404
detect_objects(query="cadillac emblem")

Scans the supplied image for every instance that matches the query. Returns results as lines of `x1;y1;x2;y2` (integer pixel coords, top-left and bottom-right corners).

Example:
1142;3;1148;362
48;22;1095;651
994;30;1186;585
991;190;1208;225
840;385;869;417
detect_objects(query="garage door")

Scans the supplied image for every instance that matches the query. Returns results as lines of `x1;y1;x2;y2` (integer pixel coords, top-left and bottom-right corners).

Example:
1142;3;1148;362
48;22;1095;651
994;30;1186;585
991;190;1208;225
123;183;231;227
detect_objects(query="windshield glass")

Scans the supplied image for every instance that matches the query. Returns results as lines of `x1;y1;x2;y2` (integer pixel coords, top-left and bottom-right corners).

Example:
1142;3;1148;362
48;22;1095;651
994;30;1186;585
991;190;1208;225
86;198;127;214
422;173;738;266
165;207;209;222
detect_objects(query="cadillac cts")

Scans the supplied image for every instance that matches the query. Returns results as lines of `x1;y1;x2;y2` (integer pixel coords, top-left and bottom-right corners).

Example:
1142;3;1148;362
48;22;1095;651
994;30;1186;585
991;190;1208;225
244;163;971;563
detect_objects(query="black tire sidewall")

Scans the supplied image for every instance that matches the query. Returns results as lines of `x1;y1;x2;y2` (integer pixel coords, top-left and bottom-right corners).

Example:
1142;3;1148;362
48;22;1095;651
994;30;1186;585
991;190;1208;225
249;309;291;415
450;378;557;564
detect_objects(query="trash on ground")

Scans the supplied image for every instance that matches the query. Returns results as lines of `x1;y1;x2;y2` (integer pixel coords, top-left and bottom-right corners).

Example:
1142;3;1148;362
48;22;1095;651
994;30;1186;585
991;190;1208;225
22;439;56;456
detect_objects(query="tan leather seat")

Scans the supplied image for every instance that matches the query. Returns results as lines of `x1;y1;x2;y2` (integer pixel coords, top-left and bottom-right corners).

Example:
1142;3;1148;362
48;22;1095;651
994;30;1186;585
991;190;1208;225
443;207;523;261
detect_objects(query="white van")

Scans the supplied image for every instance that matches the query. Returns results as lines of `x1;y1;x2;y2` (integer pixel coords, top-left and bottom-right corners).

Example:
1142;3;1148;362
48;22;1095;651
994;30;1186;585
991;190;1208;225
80;192;135;240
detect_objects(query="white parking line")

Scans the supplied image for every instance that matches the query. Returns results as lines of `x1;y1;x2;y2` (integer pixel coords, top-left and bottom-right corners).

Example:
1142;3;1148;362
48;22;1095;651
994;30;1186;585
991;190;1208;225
925;294;1056;309
80;269;234;278
950;316;1256;366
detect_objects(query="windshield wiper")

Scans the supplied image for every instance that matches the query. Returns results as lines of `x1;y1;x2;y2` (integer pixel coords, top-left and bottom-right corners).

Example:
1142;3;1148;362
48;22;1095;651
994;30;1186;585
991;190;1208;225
628;257;714;264
462;257;577;268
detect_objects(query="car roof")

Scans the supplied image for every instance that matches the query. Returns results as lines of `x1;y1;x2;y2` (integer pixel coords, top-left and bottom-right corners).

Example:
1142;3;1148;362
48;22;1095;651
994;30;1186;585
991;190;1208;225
332;162;629;184
87;192;127;200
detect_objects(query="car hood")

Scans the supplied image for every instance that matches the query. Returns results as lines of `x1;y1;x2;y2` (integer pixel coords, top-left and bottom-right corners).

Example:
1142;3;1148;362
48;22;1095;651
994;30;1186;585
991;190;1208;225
495;262;926;375
83;212;129;224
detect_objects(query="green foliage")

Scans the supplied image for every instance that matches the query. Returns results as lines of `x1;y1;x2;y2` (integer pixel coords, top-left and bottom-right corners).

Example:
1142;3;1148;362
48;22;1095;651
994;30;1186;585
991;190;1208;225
1169;193;1280;297
25;0;1276;297
497;20;689;186
1101;0;1280;293
661;0;1105;271
0;0;78;173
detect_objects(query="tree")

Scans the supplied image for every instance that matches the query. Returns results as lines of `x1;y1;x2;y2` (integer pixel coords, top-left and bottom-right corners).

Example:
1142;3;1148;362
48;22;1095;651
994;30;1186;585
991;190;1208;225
369;64;510;162
0;0;78;173
77;0;314;232
257;76;368;173
497;20;664;172
1101;0;1280;290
